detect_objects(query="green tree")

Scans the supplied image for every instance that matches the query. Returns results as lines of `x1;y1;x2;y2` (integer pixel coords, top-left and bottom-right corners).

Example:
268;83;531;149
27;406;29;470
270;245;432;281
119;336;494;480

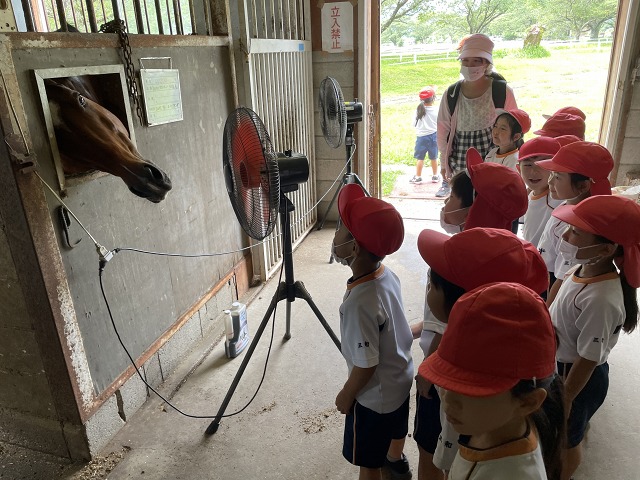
539;0;617;40
425;0;514;36
381;0;426;33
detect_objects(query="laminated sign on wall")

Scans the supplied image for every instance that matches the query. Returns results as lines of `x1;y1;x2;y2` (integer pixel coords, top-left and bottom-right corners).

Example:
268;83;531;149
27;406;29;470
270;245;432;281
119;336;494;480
321;2;353;53
140;57;184;126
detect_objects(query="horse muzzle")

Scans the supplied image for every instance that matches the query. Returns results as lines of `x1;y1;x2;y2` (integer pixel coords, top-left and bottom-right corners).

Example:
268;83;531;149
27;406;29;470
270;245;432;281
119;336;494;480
128;163;173;203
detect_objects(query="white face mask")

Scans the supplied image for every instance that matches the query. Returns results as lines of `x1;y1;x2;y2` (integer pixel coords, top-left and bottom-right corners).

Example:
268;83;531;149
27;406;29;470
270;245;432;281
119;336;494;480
557;239;611;266
439;207;467;235
460;65;485;82
332;239;354;266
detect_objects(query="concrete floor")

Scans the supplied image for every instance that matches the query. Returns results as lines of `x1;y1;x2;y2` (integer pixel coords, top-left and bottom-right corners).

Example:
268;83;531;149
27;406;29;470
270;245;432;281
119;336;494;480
5;195;639;479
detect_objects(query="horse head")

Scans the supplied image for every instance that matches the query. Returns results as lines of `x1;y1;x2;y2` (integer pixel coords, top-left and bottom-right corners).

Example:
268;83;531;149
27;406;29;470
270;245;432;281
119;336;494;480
45;78;172;203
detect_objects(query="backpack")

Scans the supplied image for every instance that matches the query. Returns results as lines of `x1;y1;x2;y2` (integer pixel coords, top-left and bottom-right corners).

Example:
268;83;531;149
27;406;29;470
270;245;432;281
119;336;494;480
446;72;507;115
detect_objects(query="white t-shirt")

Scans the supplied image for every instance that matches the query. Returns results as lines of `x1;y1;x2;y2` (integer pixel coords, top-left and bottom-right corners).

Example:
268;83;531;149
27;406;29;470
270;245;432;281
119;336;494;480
484;147;519;170
449;427;547;480
339;265;414;413
550;267;625;364
537;205;568;273
523;189;563;247
414;105;438;136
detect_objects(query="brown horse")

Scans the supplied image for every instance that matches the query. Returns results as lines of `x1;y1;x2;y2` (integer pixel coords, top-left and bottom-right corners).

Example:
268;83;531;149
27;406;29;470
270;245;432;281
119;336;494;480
45;76;172;203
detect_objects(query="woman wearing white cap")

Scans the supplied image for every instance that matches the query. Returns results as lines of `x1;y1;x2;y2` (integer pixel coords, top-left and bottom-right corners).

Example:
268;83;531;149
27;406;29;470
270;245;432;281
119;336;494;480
436;33;518;198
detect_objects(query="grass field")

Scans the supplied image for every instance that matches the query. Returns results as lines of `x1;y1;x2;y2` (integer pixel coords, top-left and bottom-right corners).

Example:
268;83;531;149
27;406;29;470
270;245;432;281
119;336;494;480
381;44;612;182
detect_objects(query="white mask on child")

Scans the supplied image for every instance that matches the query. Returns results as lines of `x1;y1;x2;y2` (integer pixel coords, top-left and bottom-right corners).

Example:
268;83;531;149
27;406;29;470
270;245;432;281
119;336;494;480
557;239;611;266
460;66;485;82
439;207;468;235
332;239;354;266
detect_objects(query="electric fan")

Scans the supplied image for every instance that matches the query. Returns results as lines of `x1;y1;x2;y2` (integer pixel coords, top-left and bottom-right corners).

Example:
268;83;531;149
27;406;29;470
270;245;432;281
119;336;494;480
319;76;347;148
206;108;341;436
316;77;369;241
223;108;280;240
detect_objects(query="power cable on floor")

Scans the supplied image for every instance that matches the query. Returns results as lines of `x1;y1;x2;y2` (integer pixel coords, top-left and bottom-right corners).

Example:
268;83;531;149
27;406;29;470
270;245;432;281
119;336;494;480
98;254;285;421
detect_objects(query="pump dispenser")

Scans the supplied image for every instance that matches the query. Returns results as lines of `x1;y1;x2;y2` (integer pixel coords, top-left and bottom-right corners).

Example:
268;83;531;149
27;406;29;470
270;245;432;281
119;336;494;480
224;301;249;358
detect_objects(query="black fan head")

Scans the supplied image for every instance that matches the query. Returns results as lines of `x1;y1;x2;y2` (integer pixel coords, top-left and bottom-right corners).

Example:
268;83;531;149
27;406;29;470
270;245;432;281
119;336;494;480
319;76;347;148
222;108;280;240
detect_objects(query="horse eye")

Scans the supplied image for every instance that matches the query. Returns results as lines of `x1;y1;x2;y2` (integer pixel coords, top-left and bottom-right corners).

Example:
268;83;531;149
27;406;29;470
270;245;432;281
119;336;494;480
78;95;86;107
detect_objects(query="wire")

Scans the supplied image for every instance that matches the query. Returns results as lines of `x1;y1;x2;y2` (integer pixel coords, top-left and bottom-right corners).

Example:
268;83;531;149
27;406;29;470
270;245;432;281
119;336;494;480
98;253;286;419
35;150;354;260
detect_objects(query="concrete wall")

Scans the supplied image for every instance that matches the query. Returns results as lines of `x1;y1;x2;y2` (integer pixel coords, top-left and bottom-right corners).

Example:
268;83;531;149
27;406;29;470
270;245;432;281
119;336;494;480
0;34;249;458
310;1;362;223
616;79;640;185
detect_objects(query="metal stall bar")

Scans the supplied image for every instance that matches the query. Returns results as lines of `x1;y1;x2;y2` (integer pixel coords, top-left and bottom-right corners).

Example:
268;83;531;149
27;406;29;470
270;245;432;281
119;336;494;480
172;0;183;34
85;0;99;32
133;0;146;33
153;0;163;33
54;0;67;30
21;0;36;31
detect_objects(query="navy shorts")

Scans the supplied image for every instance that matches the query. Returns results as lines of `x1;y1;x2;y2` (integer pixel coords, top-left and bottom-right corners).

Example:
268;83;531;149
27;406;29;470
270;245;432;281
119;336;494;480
559;361;609;448
413;385;441;453
414;133;438;161
343;396;410;468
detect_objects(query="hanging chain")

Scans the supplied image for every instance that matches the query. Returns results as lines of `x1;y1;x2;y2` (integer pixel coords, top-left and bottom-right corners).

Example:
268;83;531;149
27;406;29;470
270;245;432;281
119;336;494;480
100;19;146;126
367;103;377;196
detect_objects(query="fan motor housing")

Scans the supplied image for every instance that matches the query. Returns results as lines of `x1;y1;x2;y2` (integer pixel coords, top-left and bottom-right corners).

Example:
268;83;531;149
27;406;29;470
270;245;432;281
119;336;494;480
345;101;363;124
277;151;309;193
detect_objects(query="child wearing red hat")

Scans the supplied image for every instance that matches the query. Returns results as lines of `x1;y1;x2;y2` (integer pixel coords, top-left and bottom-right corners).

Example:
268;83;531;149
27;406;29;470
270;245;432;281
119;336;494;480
438;148;528;234
413;228;549;478
332;184;414;480
517;137;564;248
534;112;586;140
485;108;531;170
542;106;586;121
419;282;564;480
547;195;640;480
536;141;613;297
410;86;439;184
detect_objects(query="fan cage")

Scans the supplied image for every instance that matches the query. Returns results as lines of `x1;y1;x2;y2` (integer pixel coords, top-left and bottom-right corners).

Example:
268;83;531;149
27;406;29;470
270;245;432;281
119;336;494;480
223;108;280;240
319;77;347;148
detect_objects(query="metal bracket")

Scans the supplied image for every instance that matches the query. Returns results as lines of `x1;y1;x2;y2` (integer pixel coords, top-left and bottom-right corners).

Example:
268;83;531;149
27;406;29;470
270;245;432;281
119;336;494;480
4;133;37;173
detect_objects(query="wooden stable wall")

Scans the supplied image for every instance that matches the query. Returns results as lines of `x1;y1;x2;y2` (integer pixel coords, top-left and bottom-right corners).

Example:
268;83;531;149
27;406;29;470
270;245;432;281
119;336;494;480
0;32;250;459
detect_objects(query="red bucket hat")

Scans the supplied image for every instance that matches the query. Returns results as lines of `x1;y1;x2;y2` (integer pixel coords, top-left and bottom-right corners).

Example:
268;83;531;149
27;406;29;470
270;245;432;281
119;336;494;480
417;227;549;294
543;106;586;120
554;134;582;147
533;113;585;140
464;148;528;230
419;86;435;100
536;141;613;196
552;195;640;288
496;108;531;134
338;184;404;257
418;282;556;397
518;136;561;162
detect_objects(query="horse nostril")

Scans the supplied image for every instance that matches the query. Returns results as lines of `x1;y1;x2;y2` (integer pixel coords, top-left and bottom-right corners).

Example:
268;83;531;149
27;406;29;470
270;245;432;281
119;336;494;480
143;164;172;190
144;165;164;180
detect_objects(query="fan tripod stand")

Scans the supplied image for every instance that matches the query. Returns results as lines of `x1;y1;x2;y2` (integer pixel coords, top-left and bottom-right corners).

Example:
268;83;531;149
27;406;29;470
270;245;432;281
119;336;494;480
205;191;341;435
317;123;370;234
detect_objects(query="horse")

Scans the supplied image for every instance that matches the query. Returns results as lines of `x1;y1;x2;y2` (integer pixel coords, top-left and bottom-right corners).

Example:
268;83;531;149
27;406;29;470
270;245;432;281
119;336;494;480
44;76;172;203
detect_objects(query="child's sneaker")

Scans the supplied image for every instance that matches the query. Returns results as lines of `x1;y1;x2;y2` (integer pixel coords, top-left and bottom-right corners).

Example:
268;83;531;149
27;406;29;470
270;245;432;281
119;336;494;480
383;454;412;479
409;176;422;184
435;181;450;198
431;174;439;183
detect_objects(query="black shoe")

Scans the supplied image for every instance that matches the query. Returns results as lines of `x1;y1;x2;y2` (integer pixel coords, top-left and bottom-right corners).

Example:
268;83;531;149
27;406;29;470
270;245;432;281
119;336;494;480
383;454;412;479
